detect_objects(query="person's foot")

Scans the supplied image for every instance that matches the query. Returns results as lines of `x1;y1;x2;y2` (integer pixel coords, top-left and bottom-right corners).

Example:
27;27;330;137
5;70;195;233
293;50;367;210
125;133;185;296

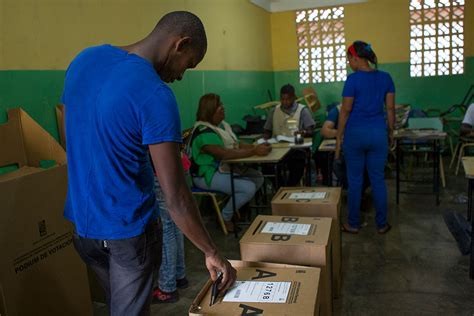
224;221;241;233
341;223;359;234
377;223;392;234
152;288;179;304
176;277;189;290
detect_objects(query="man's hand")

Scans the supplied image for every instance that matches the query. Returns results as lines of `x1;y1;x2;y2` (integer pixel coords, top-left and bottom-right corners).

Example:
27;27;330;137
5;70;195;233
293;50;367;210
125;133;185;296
254;144;272;156
205;251;237;291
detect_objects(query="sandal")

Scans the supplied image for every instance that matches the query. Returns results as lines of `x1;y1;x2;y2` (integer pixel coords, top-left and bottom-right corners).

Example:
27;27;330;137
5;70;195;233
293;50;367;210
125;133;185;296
377;224;392;234
341;223;359;234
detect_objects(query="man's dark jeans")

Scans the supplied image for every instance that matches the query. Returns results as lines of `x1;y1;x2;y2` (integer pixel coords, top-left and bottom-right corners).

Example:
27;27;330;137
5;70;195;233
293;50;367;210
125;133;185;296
73;220;162;316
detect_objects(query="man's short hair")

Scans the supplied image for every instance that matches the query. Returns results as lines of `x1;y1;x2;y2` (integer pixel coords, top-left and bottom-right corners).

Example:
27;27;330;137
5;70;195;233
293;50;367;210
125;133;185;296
156;11;207;54
280;84;295;96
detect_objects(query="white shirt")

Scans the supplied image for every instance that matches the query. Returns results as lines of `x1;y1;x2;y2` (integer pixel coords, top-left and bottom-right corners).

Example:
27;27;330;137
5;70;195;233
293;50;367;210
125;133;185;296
462;103;474;126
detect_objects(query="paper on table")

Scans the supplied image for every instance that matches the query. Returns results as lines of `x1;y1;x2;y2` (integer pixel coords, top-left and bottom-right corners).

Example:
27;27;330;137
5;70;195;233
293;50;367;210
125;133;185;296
289;192;327;200
261;222;311;235
223;281;291;304
289;142;312;147
257;138;278;144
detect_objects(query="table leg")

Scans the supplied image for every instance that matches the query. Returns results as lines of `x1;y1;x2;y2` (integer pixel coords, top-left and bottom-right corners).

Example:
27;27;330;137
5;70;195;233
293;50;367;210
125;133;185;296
229;164;238;238
434;140;440;205
327;152;333;187
396;140;400;205
468;179;472;222
470;179;474;279
274;162;280;190
306;148;311;186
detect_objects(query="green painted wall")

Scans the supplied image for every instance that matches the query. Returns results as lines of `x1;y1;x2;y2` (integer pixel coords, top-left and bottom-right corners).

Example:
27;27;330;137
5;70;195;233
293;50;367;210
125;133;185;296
274;57;474;112
0;70;274;141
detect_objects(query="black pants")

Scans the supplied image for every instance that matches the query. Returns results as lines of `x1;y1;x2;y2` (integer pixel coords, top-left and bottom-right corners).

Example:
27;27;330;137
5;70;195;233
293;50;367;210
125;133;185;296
73;220;162;316
285;149;307;186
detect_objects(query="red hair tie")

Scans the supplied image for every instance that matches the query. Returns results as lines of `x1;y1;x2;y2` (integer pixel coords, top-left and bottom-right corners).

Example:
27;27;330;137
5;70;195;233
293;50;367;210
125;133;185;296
348;45;359;58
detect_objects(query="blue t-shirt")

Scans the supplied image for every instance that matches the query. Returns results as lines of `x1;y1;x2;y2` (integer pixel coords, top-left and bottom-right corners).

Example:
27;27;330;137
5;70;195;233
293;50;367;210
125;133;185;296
326;107;339;129
342;70;395;130
62;45;182;239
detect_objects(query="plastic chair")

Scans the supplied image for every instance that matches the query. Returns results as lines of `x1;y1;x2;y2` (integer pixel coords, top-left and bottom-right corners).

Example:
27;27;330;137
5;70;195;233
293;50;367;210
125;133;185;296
404;117;446;188
191;187;232;235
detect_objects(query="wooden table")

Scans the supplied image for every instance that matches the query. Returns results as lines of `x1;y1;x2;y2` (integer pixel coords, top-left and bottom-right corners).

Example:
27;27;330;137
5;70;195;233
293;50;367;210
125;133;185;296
461;157;474;279
394;129;447;205
318;139;336;152
224;147;291;235
318;139;336;186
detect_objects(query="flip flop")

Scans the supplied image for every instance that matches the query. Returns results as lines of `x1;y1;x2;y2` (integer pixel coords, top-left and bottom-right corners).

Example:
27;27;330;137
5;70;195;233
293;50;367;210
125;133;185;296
341;223;359;234
377;223;392;234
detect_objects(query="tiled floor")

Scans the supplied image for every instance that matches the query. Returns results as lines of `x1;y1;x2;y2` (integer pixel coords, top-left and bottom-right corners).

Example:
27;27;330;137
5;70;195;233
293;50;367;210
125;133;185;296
94;168;474;315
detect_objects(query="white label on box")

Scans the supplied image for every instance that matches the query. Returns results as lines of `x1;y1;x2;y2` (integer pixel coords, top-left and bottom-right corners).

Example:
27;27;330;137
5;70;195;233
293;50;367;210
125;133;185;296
288;192;327;200
223;281;291;303
261;222;311;236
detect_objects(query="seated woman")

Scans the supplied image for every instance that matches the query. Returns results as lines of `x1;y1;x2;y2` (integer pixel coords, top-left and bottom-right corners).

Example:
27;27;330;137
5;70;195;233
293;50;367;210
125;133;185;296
190;93;271;232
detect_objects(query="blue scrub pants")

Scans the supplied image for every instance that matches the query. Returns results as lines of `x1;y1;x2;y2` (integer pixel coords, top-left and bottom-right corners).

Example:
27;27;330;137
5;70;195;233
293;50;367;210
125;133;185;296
343;127;388;229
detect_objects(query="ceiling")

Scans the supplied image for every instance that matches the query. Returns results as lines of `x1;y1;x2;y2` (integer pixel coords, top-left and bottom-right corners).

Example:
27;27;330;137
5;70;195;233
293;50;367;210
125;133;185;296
250;0;367;12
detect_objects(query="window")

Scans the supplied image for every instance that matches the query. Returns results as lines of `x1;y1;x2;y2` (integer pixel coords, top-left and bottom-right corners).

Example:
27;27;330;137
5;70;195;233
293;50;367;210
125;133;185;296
296;7;346;84
410;0;465;77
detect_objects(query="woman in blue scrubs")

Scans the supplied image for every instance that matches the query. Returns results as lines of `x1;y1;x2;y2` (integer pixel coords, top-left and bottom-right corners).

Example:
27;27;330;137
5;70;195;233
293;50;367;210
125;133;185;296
336;41;395;234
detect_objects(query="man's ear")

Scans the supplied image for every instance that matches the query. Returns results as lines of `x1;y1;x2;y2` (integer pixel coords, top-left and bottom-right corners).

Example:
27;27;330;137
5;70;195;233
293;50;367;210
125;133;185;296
175;37;192;53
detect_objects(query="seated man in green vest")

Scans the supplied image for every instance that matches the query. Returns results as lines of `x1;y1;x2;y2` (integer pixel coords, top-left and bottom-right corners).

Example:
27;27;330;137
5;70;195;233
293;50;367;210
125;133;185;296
263;84;316;186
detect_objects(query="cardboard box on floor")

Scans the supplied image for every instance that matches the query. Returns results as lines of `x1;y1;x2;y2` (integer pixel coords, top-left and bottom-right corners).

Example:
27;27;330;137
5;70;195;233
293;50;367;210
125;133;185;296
240;215;333;316
271;187;342;298
0;108;92;316
189;261;320;316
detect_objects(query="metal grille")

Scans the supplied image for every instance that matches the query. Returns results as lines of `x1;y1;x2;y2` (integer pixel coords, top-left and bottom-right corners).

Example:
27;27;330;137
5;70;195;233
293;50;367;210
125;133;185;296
410;0;464;77
296;7;346;84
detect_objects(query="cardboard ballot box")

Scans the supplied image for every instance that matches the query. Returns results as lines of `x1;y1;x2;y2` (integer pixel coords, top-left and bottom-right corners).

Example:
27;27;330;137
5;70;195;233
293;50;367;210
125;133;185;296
0;108;92;316
240;215;333;316
271;187;342;298
189;261;320;316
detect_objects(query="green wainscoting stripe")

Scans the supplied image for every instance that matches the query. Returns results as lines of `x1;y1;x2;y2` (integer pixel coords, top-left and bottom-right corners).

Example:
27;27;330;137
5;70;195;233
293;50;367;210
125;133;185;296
274;57;474;111
0;70;274;141
1;59;472;142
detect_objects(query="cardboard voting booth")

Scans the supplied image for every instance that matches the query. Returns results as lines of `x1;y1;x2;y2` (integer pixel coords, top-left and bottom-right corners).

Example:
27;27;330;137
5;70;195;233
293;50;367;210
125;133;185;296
0;108;92;316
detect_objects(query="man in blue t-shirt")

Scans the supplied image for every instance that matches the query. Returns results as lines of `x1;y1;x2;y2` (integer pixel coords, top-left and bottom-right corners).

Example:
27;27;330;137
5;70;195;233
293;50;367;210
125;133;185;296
62;11;236;315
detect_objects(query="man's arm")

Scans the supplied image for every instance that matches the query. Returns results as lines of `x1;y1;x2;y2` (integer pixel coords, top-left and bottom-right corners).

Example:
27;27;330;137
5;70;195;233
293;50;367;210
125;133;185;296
461;123;473;136
149;142;236;290
202;143;271;159
321;121;337;139
300;108;316;137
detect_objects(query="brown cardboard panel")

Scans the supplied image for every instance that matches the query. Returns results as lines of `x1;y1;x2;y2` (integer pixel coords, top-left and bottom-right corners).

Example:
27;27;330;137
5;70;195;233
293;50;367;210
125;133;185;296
0;108;91;316
240;215;333;316
55;104;66;150
0;109;27;168
16;109;67;166
0;167;43;182
189;261;320;316
271;187;342;298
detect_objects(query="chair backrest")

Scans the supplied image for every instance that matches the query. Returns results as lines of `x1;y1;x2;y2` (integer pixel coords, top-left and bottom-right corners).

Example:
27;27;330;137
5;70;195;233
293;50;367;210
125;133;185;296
408;117;443;131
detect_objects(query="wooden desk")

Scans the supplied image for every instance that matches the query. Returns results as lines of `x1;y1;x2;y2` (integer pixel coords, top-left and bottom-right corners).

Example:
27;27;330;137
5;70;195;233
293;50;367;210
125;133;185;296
394;129;446;205
319;139;336;152
224;148;291;234
224;147;290;164
462;157;474;279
